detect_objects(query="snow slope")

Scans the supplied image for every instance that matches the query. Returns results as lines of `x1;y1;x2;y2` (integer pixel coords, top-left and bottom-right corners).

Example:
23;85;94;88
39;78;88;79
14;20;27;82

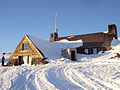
0;38;120;90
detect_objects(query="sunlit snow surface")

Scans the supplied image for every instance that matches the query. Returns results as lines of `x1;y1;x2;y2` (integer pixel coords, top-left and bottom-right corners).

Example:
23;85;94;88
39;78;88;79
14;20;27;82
0;38;120;90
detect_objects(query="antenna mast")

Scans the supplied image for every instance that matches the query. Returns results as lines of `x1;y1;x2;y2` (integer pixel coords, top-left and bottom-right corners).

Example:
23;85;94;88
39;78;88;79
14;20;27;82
55;12;58;33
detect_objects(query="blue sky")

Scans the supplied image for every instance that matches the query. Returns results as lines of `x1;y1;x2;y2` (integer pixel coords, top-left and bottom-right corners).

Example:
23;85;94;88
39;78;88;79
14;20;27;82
0;0;120;54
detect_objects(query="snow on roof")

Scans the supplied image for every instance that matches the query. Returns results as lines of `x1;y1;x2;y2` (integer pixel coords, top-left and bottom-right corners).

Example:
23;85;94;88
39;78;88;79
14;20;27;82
103;31;108;33
28;35;82;59
56;39;83;43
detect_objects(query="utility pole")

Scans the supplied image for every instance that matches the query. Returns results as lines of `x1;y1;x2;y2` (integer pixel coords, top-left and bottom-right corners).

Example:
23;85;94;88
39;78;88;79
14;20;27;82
55;12;58;33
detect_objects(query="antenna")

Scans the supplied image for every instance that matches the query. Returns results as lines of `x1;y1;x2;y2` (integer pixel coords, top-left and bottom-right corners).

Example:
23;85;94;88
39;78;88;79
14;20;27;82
55;12;58;33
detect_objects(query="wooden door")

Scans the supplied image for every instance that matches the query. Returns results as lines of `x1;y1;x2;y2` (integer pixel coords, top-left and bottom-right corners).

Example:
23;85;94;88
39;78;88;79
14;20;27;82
71;51;76;61
18;56;24;65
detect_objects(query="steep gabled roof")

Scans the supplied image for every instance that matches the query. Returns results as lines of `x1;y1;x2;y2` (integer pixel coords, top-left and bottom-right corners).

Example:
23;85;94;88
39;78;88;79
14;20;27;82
9;35;44;60
27;35;82;59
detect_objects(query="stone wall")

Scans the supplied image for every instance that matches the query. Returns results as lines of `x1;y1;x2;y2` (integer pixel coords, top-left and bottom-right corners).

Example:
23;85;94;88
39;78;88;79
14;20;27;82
55;24;118;54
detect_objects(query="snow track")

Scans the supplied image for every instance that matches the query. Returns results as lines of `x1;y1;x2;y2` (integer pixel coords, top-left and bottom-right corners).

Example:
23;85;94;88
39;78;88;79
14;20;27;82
34;67;57;90
0;61;120;90
46;65;82;90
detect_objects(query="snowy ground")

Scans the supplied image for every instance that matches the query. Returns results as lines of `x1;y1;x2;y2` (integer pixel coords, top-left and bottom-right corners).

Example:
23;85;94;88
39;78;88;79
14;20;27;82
0;38;120;90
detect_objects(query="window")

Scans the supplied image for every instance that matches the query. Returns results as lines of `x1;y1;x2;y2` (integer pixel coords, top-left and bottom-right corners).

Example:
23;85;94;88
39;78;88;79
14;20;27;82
51;34;53;37
22;43;29;50
84;49;89;54
93;48;97;54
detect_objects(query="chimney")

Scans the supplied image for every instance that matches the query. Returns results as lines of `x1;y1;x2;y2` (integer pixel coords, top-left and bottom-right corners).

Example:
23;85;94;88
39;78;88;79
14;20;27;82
108;24;118;39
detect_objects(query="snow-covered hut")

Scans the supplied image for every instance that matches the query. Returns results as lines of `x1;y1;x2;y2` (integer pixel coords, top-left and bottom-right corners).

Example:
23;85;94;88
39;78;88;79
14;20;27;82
8;35;82;65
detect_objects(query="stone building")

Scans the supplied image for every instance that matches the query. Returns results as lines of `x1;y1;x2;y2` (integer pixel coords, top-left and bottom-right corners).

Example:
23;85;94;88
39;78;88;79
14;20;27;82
50;24;118;54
